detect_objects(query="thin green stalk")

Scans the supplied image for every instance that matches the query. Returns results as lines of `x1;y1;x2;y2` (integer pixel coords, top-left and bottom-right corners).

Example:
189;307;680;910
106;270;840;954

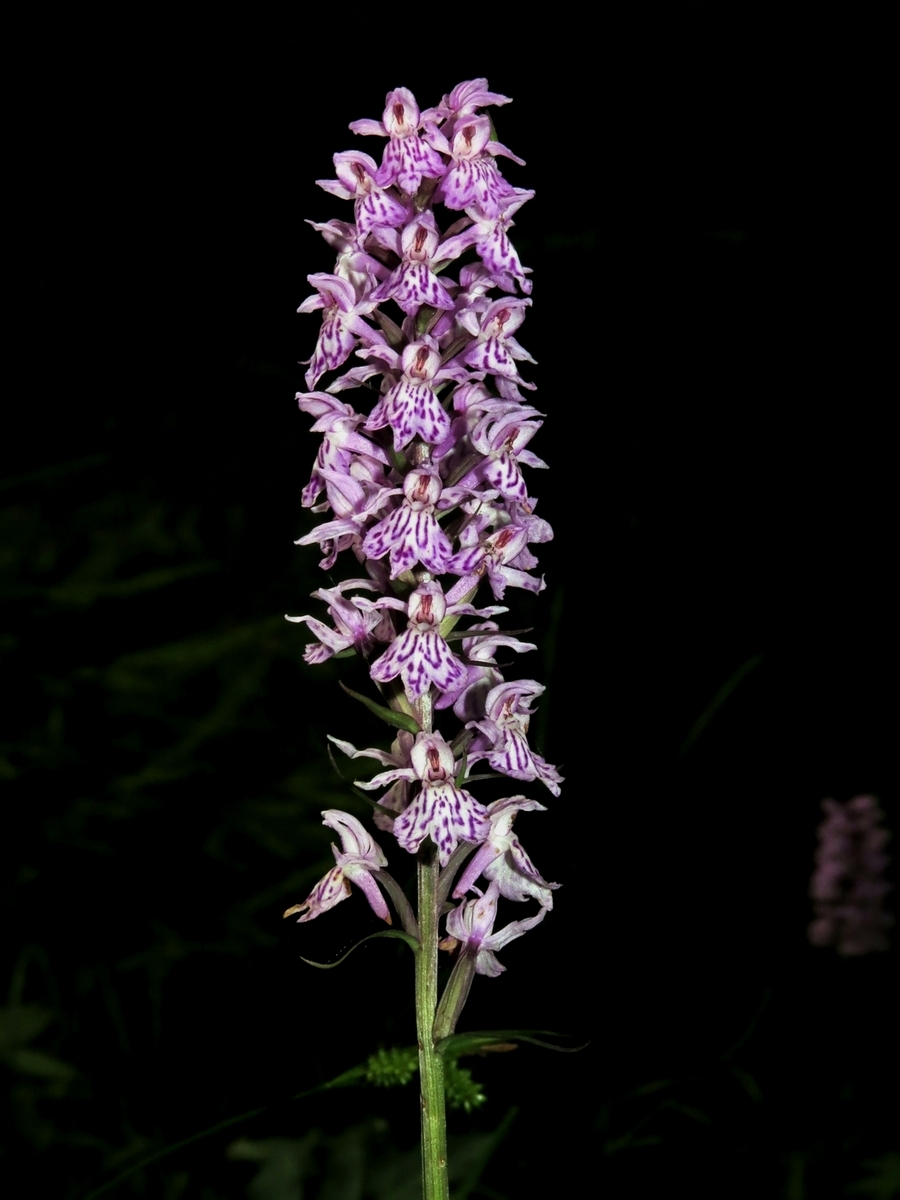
411;675;449;1200
416;841;449;1200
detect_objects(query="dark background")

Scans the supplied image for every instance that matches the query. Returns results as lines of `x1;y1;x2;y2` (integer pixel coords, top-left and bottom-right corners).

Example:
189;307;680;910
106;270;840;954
5;8;896;1198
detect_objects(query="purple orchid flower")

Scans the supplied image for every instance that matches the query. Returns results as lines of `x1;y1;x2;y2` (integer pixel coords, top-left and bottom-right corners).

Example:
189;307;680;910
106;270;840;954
368;581;505;702
434;622;537;722
317;150;410;234
286;579;394;664
459;297;536;382
350;731;490;867
443;880;546;977
420;79;512;131
349;87;446;195
362;338;470;451
369;211;457;316
362;466;453;578
453;796;558;909
297;273;380;389
429;114;524;219
467;680;563;796
283;810;391;924
808;795;893;956
437;189;535;295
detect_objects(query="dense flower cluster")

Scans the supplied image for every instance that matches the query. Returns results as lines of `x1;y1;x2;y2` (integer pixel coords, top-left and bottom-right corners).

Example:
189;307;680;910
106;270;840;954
808;794;892;956
284;80;558;978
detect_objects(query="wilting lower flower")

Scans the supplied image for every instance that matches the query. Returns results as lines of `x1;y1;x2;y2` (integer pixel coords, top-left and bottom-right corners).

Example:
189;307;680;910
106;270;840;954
285;580;393;663
452;796;558;909
443;880;546;977
808;794;893;956
283;811;391;924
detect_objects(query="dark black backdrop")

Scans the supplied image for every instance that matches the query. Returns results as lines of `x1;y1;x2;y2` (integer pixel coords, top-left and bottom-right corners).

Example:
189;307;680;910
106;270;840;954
5;10;896;1198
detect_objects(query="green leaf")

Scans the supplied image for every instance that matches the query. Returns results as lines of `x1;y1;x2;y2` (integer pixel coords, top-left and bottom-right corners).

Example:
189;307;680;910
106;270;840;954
338;682;420;734
436;1029;588;1057
46;561;220;607
300;928;420;969
679;652;764;755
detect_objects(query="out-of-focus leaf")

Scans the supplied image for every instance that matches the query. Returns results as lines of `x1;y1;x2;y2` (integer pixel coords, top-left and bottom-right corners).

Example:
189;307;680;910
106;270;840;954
448;1107;517;1200
731;1065;763;1103
101;618;285;693
6;1047;77;1082
846;1152;900;1198
678;652;764;755
228;1132;320;1200
46;561;220;606
0;1005;55;1052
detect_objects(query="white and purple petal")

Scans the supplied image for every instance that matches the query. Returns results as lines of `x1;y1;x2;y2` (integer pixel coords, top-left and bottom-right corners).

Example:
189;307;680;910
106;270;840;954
393;781;488;866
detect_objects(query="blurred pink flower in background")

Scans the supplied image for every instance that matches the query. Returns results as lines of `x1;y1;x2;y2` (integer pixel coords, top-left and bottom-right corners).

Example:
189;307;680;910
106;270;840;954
808;795;893;956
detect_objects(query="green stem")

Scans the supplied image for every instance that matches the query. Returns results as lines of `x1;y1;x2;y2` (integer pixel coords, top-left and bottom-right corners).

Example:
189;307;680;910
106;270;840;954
416;840;449;1200
409;440;448;1198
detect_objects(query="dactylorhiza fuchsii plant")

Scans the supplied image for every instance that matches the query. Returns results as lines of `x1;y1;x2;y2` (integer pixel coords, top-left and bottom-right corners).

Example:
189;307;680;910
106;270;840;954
283;81;560;1197
808;795;893;957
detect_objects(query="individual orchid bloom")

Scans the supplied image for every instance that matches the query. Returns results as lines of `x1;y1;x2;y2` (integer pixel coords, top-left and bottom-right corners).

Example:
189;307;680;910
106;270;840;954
437;190;534;295
426;268;499;353
467;680;563;796
448;518;545;601
349;87;446;195
429;114;523;219
294;480;396;570
283;810;391;924
362;466;453;578
316;150;409;233
351;731;489;866
369;211;456;315
304;218;391;291
328;729;414;770
296;392;389;512
328;730;414;832
453;797;559;909
369;580;505;702
460;405;548;505
443;501;553;607
444;880;546;977
363;337;470;451
459;297;536;382
434;622;537;722
427;380;496;469
286;579;394;664
420;79;512;130
393;736;489;864
298;274;380;389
